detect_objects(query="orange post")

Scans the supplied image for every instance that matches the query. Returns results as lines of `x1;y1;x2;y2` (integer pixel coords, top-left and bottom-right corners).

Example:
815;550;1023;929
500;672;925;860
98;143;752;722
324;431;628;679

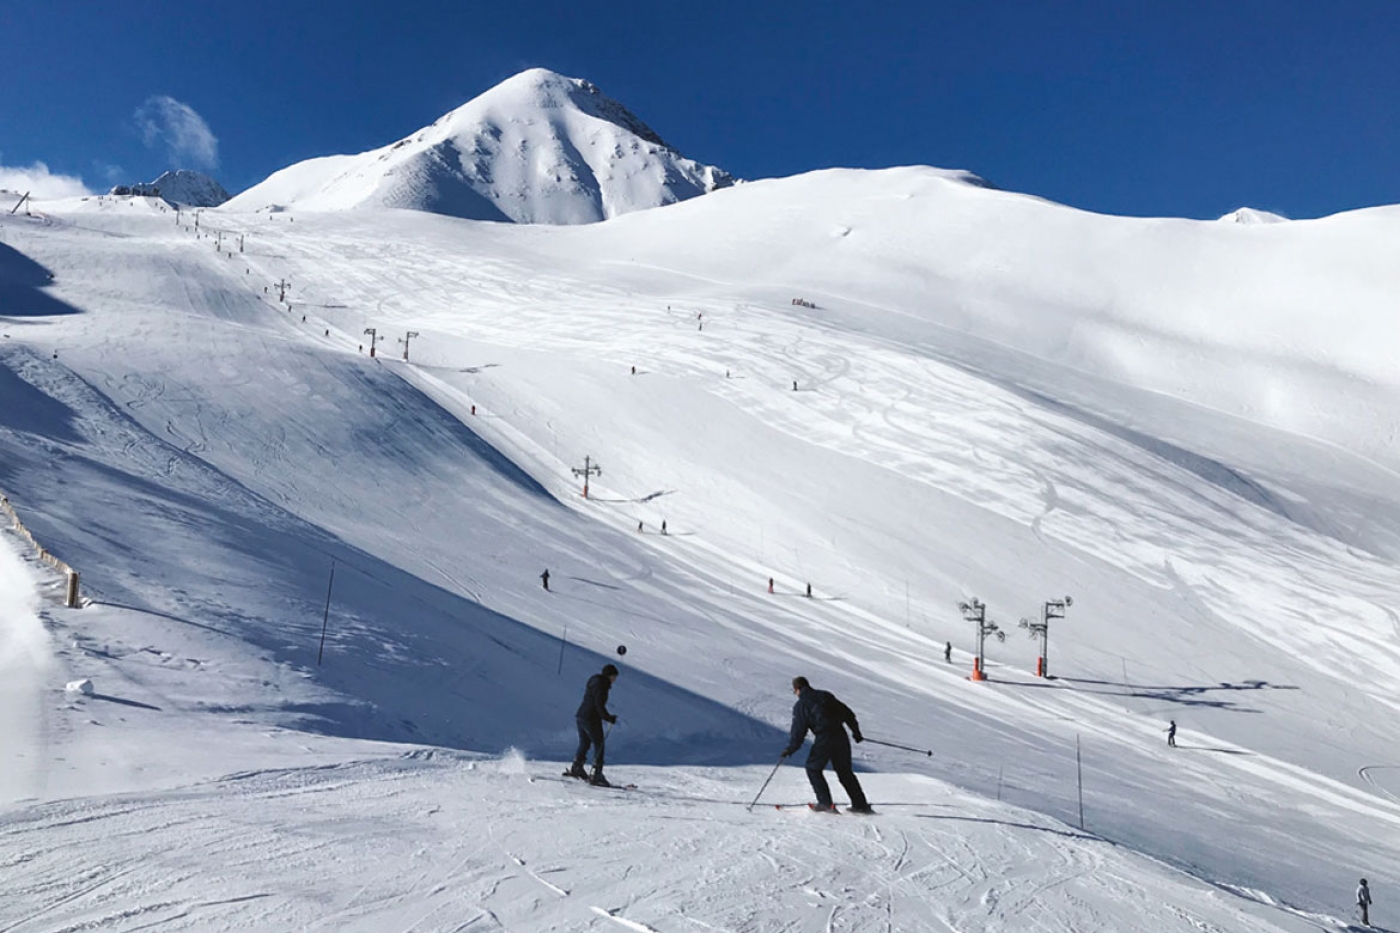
970;658;986;681
1036;657;1045;677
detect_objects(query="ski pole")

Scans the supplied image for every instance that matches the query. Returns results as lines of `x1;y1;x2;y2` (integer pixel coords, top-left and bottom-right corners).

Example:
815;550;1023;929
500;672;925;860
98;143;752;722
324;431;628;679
864;738;933;757
747;756;786;811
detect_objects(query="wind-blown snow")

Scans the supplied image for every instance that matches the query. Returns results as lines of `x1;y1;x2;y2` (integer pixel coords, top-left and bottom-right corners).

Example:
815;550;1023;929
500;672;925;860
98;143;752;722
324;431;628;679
2;161;1399;931
225;68;734;224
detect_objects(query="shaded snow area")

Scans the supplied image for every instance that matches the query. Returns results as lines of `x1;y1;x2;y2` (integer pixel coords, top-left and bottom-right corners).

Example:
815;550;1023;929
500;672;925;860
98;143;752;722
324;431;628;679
225;68;734;224
2;166;1399;931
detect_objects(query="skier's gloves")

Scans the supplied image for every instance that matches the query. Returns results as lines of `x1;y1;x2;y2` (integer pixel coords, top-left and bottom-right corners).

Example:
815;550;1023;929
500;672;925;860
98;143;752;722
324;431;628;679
780;749;792;758
852;730;864;743
606;714;618;724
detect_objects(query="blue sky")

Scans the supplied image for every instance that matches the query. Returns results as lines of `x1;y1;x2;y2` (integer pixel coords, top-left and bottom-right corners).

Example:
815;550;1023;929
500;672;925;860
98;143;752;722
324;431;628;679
3;0;1398;218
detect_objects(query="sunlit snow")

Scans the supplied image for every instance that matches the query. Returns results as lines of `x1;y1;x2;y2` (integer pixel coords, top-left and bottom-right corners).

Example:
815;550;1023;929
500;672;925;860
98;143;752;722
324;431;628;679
2;152;1398;931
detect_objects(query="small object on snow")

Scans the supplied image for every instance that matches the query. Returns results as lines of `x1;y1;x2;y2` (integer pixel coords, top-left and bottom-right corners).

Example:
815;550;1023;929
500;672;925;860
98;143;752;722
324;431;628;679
65;678;94;695
617;645;627;656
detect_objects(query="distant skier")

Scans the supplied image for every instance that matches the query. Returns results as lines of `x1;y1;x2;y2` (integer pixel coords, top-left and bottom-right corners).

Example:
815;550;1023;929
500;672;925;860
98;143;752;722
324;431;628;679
944;641;952;663
540;569;550;591
768;577;775;595
637;520;644;532
805;583;812;598
1358;878;1372;925
1166;720;1177;748
792;381;798;391
782;677;872;813
567;663;620;786
661;520;667;535
631;366;636;375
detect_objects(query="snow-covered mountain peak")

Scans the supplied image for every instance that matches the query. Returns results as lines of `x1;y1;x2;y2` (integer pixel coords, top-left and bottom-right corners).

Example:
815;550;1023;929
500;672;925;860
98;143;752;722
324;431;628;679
112;170;230;207
465;68;667;145
1218;206;1288;224
225;69;733;224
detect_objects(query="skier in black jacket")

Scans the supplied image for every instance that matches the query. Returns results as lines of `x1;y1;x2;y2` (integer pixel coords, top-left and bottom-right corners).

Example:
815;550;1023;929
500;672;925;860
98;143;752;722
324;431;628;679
781;676;872;813
568;663;619;786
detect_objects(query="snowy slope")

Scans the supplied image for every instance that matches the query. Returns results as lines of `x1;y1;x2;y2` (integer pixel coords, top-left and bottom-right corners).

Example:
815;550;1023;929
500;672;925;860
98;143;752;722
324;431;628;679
224;68;734;224
2;168;1400;932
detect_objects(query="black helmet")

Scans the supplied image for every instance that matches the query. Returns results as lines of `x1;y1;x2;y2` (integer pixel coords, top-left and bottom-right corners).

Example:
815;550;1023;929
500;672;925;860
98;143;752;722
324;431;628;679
602;663;619;677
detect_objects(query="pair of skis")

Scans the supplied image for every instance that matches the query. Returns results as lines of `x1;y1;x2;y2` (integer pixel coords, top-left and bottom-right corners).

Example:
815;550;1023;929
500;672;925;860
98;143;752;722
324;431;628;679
774;803;876;815
560;770;638;791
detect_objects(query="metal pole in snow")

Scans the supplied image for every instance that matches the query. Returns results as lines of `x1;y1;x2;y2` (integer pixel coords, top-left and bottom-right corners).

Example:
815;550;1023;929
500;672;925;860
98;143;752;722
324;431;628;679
1076;734;1085;830
317;560;337;665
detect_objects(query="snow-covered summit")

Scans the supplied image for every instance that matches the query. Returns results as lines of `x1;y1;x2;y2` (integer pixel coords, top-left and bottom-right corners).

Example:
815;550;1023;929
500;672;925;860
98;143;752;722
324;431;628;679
114;170;230;208
1218;206;1288;224
224;68;734;224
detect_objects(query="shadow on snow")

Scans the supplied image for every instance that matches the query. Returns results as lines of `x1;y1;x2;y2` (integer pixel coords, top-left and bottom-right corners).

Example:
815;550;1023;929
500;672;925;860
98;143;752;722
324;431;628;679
0;354;786;768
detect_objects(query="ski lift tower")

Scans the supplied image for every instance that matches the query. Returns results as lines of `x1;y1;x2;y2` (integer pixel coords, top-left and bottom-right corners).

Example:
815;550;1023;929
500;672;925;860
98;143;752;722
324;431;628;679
1020;596;1072;678
571;455;601;498
960;597;1002;682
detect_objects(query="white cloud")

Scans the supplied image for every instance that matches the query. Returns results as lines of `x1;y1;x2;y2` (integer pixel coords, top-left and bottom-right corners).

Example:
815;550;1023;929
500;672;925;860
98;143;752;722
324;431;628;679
94;161;127;184
135;95;219;169
0;161;94;199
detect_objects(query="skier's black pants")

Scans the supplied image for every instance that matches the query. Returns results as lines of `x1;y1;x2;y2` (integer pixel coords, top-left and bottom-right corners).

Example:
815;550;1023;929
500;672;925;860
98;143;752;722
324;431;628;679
573;717;606;772
805;732;868;809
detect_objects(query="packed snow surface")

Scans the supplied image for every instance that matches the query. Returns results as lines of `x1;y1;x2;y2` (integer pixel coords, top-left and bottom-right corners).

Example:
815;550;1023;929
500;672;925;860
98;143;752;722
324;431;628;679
226;68;734;224
2;164;1400;931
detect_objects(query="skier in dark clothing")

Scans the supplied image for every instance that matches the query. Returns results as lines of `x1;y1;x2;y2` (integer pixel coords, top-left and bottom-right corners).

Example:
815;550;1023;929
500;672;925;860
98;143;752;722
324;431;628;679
568;663;619;786
540;569;550;591
1166;720;1177;748
781;676;872;813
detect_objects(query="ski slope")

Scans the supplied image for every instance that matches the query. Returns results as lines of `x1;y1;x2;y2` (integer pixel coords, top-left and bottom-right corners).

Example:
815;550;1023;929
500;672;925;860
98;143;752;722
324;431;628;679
2;171;1399;931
